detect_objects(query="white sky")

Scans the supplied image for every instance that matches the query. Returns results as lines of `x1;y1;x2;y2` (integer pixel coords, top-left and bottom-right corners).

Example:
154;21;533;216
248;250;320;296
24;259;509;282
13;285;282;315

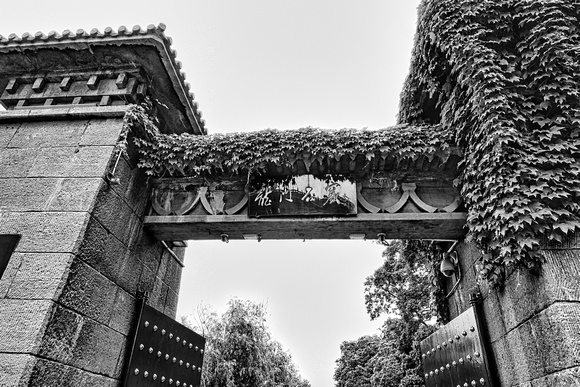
2;1;422;386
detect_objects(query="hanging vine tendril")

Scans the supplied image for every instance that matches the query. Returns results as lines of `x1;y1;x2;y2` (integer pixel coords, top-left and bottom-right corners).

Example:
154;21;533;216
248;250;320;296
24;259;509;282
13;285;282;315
399;0;580;285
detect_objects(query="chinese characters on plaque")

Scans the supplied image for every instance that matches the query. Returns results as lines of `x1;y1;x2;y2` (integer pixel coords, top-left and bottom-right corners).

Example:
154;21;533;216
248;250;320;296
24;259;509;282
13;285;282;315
249;175;356;217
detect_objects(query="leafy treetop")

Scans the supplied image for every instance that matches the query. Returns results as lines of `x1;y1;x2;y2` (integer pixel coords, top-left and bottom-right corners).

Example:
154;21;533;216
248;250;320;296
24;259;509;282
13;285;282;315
183;299;310;387
335;240;438;387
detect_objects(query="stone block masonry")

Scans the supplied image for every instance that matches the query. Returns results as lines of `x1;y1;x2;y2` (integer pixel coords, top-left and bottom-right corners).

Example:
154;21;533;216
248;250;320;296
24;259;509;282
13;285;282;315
0;110;185;386
0;23;202;386
444;241;580;386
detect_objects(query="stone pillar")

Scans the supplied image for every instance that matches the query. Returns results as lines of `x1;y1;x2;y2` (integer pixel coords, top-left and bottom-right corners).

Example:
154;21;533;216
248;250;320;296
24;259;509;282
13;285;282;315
0;25;205;386
445;241;580;386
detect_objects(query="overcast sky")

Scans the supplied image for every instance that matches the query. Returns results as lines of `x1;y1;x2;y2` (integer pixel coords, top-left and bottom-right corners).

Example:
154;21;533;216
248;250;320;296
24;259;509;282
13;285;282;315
2;1;422;386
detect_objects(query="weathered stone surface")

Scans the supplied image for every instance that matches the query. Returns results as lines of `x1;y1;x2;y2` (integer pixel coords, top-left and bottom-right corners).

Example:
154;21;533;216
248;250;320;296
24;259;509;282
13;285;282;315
0;252;23;298
530;366;580;387
498;249;580;333
155;247;170;281
0;212;89;253
108;288;136;334
93;185;142;245
445;242;580;386
37;305;83;364
110;156;151;216
481;290;507;344
540;303;580;374
542;249;580;301
27;145;115;178
142;241;164;275
69;316;126;377
165;288;179;319
491;336;517;387
27;357;119;387
0;299;54;353
7;253;74;300
138;266;157;295
7;120;88;148
0;353;34;386
149;277;169;313
78;215;126;275
502;302;580;384
77;215;146;295
164;253;184;293
79;118;123;146
0;178;61;211
0;178;101;212
38;305;125;378
0;123;20;147
114;249;144;296
0;148;37;177
115;338;131;382
0;110;181;385
58;258;118;325
46;178;103;212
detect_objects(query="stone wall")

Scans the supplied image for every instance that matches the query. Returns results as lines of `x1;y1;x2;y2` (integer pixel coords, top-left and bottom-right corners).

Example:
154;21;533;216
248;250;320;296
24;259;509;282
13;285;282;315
445;241;580;386
0;109;184;386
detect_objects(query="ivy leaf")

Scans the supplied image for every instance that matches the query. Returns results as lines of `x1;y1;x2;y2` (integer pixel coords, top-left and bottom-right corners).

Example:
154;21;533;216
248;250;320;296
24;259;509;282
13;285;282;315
553;221;580;234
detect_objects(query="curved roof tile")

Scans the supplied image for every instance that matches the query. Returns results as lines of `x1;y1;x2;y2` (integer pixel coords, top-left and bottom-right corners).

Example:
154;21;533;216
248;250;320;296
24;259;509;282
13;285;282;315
0;23;206;134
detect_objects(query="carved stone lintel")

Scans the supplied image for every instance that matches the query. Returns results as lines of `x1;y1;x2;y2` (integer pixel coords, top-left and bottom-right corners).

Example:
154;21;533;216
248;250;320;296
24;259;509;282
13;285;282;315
151;183;248;216
405;183;438;213
357;182;462;214
152;178;462;218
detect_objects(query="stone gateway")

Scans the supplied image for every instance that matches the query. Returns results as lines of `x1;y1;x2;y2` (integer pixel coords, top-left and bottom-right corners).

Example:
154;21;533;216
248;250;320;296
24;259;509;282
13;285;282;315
0;7;579;387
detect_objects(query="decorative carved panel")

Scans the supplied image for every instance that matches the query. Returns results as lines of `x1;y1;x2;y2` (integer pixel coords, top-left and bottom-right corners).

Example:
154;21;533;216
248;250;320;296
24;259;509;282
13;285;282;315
150;177;462;218
145;176;467;241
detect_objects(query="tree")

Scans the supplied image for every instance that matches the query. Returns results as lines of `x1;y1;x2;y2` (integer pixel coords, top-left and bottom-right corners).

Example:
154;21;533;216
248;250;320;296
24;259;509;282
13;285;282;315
334;335;381;387
363;240;434;323
334;240;437;387
183;299;311;387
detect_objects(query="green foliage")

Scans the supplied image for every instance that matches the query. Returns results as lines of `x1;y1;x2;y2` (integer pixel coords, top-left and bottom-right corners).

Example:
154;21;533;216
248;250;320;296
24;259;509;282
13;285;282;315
335;241;437;387
334;335;383;387
183;299;310;387
124;102;453;179
124;1;580;285
364;240;439;322
399;0;580;284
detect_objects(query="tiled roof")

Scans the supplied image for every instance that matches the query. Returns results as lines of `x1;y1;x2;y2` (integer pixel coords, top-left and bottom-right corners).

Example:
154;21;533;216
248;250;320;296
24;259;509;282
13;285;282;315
0;24;206;134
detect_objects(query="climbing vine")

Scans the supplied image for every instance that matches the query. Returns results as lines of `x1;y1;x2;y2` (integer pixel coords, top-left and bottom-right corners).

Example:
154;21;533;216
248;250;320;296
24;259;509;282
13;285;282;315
399;0;580;284
124;101;454;180
124;0;580;286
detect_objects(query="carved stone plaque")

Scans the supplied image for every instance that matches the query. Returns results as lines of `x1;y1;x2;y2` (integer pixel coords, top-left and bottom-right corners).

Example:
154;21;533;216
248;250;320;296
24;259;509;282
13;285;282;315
249;175;357;217
124;303;206;387
420;307;494;387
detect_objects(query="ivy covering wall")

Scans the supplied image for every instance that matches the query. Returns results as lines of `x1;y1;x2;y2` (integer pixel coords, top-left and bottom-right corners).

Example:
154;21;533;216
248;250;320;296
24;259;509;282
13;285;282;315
125;0;580;285
399;0;580;283
125;104;453;180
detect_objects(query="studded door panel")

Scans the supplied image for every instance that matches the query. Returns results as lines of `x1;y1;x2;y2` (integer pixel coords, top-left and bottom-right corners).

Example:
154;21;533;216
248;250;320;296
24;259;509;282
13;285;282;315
124;303;206;387
421;307;494;387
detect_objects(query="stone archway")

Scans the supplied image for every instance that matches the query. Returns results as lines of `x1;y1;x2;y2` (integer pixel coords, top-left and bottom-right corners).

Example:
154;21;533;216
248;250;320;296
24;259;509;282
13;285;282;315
0;20;578;387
